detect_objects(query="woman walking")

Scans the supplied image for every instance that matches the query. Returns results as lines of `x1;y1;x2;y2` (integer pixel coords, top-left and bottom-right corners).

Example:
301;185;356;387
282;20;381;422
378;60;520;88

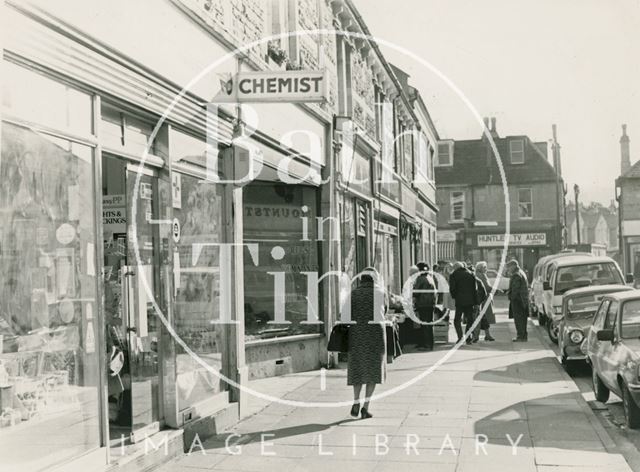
474;261;496;341
347;267;386;419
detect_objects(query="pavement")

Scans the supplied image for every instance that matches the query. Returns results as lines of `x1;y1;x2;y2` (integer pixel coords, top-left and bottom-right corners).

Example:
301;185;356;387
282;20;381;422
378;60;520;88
155;307;634;472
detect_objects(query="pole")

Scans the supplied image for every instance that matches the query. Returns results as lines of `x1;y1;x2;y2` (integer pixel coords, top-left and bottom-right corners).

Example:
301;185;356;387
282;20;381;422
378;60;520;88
552;125;563;251
574;184;581;245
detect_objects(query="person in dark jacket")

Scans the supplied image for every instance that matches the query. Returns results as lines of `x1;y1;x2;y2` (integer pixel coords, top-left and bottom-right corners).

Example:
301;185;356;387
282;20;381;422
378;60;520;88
346;267;386;419
413;261;437;351
448;261;478;344
507;259;530;342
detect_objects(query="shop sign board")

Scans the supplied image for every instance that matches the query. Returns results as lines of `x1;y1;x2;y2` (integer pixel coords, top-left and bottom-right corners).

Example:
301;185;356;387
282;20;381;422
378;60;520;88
215;70;327;103
477;232;546;247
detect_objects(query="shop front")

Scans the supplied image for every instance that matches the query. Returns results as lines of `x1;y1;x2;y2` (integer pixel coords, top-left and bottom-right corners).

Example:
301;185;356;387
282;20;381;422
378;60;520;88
465;230;555;278
1;44;233;472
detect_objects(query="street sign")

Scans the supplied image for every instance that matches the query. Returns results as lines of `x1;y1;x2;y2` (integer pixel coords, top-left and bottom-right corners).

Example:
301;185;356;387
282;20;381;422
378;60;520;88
215;70;327;103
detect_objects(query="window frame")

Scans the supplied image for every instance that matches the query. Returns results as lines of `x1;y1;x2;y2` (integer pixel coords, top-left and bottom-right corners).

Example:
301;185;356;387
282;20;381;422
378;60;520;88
509;139;525;164
517;187;533;219
436;141;453;167
593;299;611;330
450;190;465;222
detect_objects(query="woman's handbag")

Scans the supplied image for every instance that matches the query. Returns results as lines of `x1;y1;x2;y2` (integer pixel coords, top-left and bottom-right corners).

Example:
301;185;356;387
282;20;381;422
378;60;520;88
327;324;350;353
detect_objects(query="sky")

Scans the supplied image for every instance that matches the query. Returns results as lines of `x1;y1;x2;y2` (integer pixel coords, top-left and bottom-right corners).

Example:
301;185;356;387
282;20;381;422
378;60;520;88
353;0;640;205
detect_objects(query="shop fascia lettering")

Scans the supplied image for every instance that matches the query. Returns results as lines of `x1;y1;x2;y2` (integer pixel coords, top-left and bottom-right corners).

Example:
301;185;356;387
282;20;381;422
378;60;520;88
477;232;546;247
215;70;327;103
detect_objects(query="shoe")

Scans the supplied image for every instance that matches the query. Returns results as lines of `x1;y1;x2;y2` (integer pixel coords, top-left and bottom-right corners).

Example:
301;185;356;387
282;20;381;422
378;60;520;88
472;337;479;343
512;337;525;342
466;339;473;345
485;336;495;341
350;403;360;417
360;407;373;419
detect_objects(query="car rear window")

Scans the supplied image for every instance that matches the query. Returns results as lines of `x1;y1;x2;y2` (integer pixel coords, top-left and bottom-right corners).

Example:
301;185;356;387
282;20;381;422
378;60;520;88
622;300;640;339
566;293;607;319
554;263;623;295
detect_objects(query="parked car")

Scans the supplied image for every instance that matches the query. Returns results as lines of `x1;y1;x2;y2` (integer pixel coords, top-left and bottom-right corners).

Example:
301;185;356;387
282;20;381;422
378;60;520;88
558;284;632;373
531;251;593;326
486;268;510;293
542;255;628;344
585;290;640;428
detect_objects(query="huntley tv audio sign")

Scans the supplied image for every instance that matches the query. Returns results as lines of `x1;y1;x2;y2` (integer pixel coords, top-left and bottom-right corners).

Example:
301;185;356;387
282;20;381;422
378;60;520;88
477;232;547;247
217;70;327;103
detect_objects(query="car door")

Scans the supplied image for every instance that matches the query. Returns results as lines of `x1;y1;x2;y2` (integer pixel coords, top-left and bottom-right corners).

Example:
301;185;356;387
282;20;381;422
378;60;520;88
598;300;620;392
588;299;609;369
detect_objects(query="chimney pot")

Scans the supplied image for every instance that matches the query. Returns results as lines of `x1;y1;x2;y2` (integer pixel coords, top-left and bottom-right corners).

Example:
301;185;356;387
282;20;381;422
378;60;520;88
490;117;496;132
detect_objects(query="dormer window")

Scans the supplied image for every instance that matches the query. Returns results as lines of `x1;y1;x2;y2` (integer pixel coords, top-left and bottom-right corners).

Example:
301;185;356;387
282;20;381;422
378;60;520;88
510;139;525;164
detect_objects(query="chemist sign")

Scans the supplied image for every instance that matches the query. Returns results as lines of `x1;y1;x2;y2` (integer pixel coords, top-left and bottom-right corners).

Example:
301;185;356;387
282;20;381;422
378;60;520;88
477;232;547;247
215;70;327;103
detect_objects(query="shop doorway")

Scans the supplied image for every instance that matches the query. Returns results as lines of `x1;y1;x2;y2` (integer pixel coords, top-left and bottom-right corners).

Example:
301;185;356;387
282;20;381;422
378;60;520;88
101;154;162;445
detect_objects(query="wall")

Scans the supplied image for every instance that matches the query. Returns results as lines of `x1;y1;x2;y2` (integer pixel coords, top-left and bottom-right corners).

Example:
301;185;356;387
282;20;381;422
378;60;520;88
622;182;640;221
474;182;558;223
245;336;325;380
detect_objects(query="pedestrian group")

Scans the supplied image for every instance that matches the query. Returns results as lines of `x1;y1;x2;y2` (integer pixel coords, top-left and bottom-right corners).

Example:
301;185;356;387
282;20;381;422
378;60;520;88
337;259;530;419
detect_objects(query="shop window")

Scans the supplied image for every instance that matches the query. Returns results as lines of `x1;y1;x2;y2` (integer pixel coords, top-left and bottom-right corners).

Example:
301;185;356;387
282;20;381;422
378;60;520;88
510;139;525;164
450;191;465;222
0;122;100;469
243;183;321;340
518;188;533;219
2;60;93;137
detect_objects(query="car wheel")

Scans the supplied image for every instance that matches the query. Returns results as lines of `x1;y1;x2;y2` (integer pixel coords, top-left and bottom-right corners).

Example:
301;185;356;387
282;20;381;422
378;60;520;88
622;383;640;429
547;319;559;344
592;369;610;403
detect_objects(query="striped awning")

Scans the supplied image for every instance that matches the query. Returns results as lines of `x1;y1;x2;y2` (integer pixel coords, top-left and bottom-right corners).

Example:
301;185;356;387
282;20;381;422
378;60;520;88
438;241;456;261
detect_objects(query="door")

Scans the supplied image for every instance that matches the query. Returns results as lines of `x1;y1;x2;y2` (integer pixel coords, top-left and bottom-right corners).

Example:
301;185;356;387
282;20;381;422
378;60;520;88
599;300;620;391
103;155;161;443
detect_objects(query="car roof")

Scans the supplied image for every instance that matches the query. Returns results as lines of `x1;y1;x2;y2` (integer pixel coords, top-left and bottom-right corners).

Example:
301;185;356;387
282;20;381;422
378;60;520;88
602;289;640;302
553;255;617;268
563;284;632;297
536;252;593;269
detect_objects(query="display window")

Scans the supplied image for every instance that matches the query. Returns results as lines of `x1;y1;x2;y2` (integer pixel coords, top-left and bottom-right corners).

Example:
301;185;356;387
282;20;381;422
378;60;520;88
0;122;101;471
243;182;321;340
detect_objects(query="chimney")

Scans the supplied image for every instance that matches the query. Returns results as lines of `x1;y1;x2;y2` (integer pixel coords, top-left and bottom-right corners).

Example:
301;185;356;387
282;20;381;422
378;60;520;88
621;124;631;175
490;117;499;138
482;117;490;137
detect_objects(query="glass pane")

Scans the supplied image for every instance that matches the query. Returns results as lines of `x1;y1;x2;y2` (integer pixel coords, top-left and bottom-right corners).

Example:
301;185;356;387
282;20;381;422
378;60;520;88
173;173;227;409
3;61;92;137
0;123;100;471
243;183;321;340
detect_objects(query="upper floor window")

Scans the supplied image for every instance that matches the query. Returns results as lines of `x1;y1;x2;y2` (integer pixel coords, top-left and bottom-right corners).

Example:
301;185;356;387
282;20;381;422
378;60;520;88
436;141;453;166
450;190;465;222
518;188;533;219
510;139;525;164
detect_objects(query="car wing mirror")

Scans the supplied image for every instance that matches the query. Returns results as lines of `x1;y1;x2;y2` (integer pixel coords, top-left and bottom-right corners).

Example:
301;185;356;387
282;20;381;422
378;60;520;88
543;282;551;291
596;329;614;342
626;273;634;284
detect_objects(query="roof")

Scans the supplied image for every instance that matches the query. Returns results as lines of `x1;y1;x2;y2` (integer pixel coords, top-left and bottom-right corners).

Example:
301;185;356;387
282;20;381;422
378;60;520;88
563;284;632;297
435;135;562;186
537;251;593;267
553;255;618;268
620;159;640;179
602;289;640;302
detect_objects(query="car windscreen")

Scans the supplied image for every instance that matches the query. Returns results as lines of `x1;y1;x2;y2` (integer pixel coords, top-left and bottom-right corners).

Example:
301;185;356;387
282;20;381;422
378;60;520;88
554;263;623;295
621;300;640;339
566;293;607;319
